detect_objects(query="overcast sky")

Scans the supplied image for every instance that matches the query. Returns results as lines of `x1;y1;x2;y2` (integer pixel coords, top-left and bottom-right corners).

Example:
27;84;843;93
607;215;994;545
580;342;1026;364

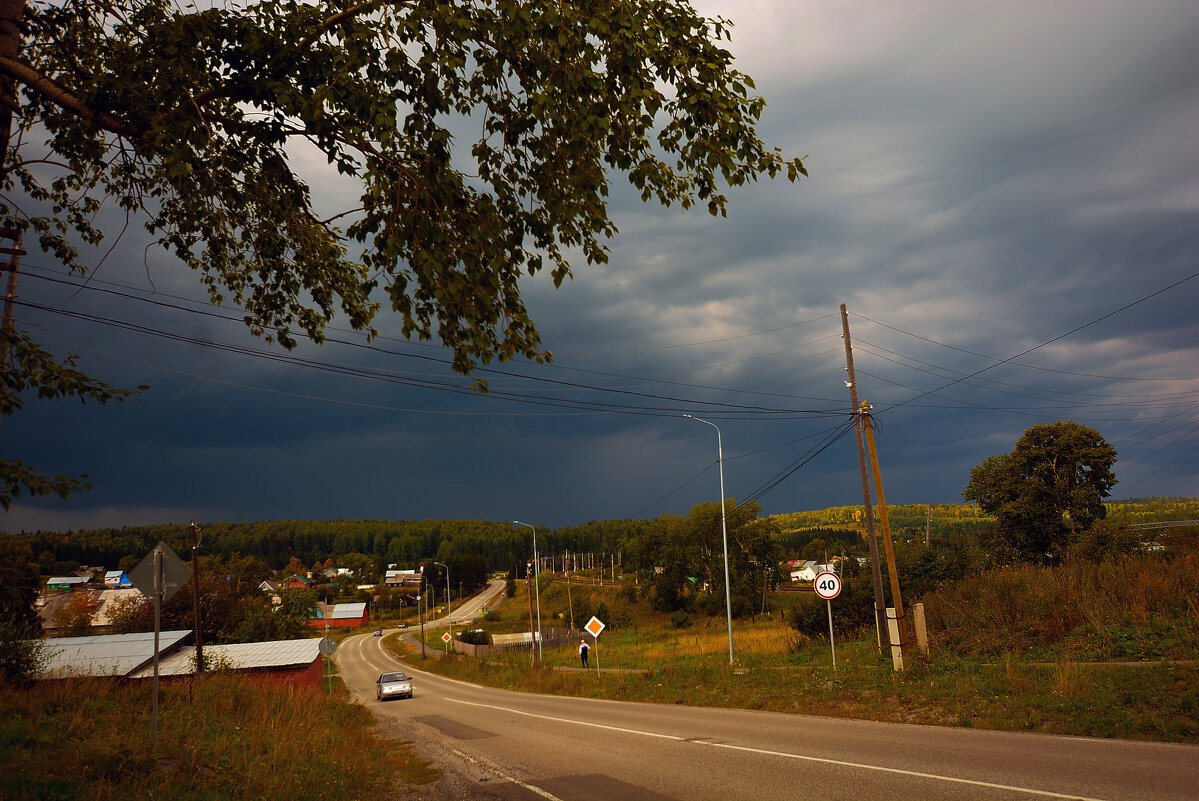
5;0;1197;535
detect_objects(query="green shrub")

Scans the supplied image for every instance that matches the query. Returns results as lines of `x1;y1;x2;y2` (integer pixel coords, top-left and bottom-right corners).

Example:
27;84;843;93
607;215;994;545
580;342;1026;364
670;611;692;628
457;629;490;645
788;574;876;638
0;619;52;684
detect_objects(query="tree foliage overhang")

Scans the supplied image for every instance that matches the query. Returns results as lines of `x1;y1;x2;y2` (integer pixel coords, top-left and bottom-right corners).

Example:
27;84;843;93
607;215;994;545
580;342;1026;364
0;0;806;375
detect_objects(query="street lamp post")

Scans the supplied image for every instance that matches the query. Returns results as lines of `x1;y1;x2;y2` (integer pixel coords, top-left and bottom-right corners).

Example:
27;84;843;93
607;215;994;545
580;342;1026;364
418;570;426;657
513;520;543;662
684;414;735;665
434;561;451;646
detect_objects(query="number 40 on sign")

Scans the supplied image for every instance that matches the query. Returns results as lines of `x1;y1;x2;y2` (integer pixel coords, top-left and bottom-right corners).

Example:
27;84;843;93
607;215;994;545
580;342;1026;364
813;571;841;671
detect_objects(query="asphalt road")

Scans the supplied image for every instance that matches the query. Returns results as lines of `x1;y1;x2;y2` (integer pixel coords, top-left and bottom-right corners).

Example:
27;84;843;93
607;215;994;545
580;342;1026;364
336;627;1198;801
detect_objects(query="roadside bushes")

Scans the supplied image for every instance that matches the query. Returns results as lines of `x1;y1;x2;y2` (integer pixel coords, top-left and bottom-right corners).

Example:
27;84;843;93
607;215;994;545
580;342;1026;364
921;554;1198;659
457;629;489;645
788;573;877;638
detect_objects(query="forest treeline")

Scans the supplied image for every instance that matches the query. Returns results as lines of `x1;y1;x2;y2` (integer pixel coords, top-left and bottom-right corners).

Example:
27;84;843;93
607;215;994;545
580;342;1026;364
12;498;1195;577
20;518;652;576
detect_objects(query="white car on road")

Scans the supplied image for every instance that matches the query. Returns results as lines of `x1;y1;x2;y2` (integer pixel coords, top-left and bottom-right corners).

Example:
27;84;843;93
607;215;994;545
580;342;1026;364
375;671;413;701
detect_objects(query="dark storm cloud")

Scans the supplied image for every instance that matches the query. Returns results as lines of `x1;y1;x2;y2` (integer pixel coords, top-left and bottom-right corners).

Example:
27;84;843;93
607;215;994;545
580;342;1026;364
4;1;1196;534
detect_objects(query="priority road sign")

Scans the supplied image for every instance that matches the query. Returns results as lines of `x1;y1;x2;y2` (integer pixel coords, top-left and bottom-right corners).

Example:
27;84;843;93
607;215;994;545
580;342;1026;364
584;616;605;638
441;632;452;643
128;541;191;603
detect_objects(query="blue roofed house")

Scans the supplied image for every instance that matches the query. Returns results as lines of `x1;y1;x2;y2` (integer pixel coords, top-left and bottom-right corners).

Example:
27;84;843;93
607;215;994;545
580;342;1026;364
104;570;131;588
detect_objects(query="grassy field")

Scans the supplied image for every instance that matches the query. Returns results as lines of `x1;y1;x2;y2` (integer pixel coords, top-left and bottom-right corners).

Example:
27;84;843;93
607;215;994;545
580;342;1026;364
0;673;437;801
398;554;1199;743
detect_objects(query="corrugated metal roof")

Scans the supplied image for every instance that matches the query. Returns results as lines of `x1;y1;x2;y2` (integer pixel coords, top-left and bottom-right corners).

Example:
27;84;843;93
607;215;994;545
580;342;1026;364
330;602;366;619
130;638;323;677
92;588;147;626
39;630;192;678
47;576;89;586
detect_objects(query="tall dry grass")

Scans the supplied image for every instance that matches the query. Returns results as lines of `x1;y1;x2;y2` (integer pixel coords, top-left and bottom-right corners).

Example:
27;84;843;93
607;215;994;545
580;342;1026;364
0;673;435;801
921;554;1199;659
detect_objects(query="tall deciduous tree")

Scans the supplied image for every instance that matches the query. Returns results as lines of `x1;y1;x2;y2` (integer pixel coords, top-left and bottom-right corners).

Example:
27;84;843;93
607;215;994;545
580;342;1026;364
0;0;805;501
0;532;39;632
963;421;1118;565
635;499;781;616
51;589;99;635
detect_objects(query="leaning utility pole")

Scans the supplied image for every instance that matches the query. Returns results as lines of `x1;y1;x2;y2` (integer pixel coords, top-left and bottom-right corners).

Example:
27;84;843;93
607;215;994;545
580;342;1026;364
841;303;888;651
862;402;908;669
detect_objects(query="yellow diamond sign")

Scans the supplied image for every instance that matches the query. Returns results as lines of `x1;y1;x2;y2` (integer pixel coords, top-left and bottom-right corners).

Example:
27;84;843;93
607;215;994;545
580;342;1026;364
584;616;605;638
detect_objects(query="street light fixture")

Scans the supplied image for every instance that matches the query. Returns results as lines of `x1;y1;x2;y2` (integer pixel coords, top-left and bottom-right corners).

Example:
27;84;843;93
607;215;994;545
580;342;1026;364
433;561;451;645
513;520;543;662
683;413;735;665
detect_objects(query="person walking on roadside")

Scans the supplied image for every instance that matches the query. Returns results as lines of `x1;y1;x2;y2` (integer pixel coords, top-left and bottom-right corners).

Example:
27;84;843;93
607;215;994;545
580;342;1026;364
579;638;590;668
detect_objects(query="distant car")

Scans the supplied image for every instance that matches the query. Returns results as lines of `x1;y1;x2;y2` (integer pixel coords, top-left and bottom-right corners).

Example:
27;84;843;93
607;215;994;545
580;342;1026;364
398;622;409;629
373;629;382;637
376;671;413;701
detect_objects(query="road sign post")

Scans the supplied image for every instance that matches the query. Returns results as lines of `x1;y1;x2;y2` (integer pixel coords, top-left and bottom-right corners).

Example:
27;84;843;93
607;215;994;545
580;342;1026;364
128;541;192;751
584;615;605;675
813;572;842;672
319;634;338;694
442;631;452;653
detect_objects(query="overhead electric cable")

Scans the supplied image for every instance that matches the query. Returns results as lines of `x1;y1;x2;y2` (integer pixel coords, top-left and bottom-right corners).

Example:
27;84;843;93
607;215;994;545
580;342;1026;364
21;268;849;414
16;298;841;420
855;338;1198;401
867;271;1199;415
850;283;1199;381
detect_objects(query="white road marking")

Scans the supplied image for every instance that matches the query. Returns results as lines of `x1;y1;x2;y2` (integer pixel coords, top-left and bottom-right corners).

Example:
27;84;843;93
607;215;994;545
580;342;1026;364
445;698;1111;801
448;746;563;800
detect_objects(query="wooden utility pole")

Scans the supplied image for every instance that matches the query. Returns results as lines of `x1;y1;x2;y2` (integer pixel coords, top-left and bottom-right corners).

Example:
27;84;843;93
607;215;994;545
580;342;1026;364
526;560;538;667
189;520;203;672
0;227;21;365
0;1;23;371
840;303;888;651
862;402;908;668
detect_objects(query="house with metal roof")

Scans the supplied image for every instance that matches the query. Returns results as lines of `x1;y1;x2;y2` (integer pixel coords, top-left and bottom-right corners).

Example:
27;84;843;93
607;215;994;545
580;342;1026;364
384;569;422;587
311;601;369;629
104;570;131;588
38;630;192;678
129;638;325;689
46;576;90;591
33;631;325;689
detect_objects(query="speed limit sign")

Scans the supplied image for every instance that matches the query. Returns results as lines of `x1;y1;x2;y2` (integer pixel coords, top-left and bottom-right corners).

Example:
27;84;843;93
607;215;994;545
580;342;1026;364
814;571;842;671
813;571;842;600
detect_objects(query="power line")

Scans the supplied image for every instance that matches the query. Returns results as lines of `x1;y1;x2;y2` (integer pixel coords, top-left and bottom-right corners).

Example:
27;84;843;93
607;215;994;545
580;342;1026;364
864;271;1199;415
850;289;1199;382
15;298;844;420
740;419;857;506
21;267;850;414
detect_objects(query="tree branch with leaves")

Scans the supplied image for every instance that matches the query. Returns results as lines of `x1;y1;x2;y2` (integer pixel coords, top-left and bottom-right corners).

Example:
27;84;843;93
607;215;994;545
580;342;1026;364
1;0;805;502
